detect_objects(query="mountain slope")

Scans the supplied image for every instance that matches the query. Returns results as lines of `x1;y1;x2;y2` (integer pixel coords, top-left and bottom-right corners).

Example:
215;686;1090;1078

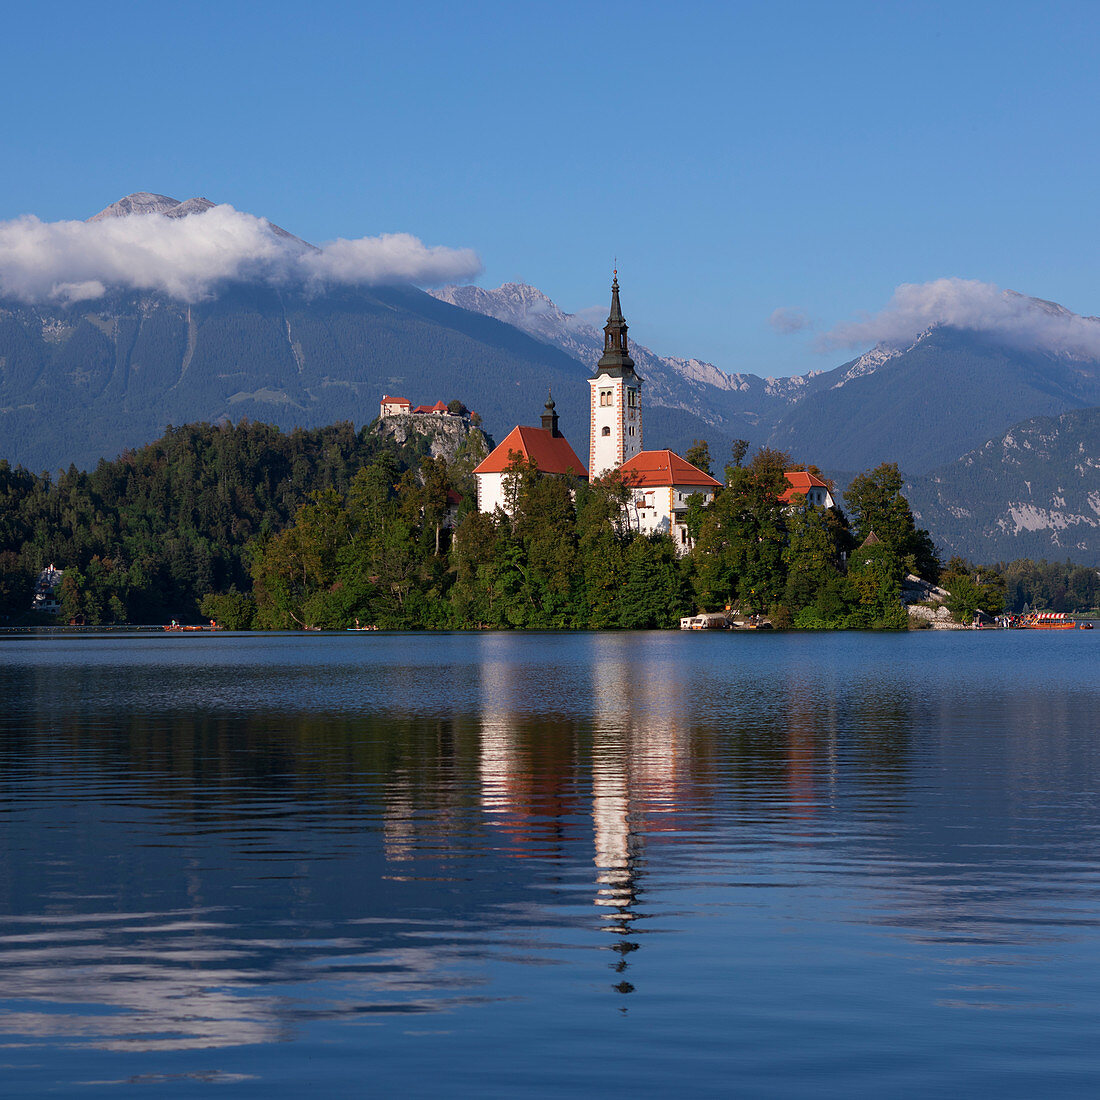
905;406;1100;564
767;326;1100;475
0;282;599;470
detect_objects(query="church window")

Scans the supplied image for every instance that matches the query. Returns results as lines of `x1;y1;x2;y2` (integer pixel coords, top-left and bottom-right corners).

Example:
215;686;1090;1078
602;426;610;436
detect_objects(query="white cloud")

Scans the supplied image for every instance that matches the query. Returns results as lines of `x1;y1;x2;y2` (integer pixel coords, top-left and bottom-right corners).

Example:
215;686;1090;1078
301;233;482;289
0;206;482;304
768;307;812;334
820;277;1100;358
568;304;607;331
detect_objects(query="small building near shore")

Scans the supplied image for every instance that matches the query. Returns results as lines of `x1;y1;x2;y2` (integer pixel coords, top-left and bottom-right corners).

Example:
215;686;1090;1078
31;563;64;614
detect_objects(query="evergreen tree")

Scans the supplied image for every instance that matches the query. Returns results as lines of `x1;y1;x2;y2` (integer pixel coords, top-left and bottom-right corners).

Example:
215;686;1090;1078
845;462;939;580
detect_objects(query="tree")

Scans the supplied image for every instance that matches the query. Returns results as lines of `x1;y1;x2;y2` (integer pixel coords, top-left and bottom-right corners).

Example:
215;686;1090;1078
200;590;256;629
783;503;843;613
845;463;939;580
846;541;908;630
683;493;708;543
616;535;690;628
250;489;351;628
417;456;453;556
695;447;789;614
684;440;712;475
940;558;1005;620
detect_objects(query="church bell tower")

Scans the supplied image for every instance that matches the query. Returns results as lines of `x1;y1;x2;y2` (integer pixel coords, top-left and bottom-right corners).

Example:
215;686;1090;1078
589;273;643;477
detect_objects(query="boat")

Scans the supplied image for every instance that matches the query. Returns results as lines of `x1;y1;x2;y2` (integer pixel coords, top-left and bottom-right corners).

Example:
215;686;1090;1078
1020;612;1076;630
679;612;729;630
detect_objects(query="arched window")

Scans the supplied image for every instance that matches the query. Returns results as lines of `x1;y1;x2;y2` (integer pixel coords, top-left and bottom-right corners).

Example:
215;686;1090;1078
602;426;610;436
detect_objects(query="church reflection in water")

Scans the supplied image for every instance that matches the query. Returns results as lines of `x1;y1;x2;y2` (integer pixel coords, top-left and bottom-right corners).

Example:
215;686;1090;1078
476;635;699;997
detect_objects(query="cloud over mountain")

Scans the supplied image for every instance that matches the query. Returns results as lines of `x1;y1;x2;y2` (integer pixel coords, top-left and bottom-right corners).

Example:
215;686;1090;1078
820;277;1100;358
0;199;482;304
299;233;481;290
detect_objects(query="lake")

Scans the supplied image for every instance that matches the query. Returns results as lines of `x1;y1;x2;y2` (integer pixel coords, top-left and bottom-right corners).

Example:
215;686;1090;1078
1;629;1098;1097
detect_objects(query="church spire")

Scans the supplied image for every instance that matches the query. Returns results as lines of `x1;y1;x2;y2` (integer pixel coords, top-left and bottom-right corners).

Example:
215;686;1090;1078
540;388;561;436
596;271;637;376
588;271;643;476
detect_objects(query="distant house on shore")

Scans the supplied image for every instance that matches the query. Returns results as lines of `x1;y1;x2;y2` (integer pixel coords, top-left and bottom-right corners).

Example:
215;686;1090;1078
473;397;587;515
780;470;835;510
31;564;63;614
620;450;721;550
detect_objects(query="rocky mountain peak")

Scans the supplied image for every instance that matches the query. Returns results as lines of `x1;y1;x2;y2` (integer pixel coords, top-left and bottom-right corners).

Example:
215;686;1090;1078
87;192;218;222
85;191;315;250
87;192;184;221
165;197;216;218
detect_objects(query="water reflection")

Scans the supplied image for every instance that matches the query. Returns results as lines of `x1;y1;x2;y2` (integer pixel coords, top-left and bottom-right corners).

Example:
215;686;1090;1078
0;632;1099;1095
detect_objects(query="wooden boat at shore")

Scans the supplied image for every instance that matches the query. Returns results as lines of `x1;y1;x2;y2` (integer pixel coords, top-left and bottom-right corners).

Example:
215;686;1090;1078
1019;612;1076;630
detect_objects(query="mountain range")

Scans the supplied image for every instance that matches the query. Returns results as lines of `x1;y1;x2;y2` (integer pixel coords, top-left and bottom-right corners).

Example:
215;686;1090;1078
432;281;1100;476
4;192;1100;564
907;407;1100;563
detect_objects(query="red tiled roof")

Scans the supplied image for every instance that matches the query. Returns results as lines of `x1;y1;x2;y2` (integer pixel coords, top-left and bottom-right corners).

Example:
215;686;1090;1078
619;450;721;489
474;425;588;477
412;400;450;414
779;470;831;502
381;395;410;405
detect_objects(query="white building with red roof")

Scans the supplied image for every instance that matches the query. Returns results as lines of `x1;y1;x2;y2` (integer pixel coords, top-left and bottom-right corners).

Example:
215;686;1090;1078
620;449;722;549
473;397;588;515
779;470;835;510
379;395;411;417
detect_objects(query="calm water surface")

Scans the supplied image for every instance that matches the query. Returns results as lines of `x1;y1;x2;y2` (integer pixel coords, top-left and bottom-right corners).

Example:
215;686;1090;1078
0;629;1098;1097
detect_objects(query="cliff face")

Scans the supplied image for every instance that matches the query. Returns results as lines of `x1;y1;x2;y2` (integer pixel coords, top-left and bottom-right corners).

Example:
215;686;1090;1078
372;412;493;466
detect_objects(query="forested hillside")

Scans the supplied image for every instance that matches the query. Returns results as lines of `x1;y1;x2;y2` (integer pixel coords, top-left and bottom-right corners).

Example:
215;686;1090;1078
0;417;489;623
1;422;945;631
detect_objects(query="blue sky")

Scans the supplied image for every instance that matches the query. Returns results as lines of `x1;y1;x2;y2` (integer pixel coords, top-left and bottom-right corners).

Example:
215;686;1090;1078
3;0;1099;376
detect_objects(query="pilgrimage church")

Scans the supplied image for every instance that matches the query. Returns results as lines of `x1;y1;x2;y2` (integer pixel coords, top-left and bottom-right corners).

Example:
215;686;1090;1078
473;275;721;549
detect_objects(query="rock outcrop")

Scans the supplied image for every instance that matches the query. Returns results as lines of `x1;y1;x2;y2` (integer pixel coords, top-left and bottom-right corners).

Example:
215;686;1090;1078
372;411;492;466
